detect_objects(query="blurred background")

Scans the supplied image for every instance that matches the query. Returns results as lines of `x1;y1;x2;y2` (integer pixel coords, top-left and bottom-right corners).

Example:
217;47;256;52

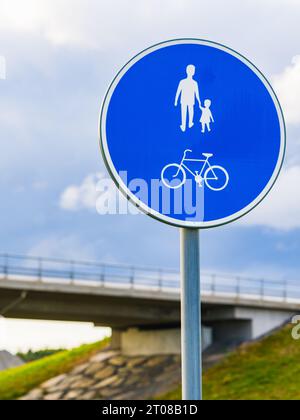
0;0;299;353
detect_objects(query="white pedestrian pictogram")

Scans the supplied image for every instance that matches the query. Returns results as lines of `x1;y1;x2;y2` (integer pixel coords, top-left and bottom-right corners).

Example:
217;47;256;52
175;65;201;132
200;99;214;133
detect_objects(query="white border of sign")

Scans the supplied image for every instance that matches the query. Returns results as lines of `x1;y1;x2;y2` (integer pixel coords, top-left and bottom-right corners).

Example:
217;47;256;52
99;39;286;229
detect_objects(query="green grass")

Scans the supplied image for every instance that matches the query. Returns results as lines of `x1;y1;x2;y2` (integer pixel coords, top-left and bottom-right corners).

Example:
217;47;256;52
3;324;299;401
17;349;65;363
0;338;110;400
160;324;300;400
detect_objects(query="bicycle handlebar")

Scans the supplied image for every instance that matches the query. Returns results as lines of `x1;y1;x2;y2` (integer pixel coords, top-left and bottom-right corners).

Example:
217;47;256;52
184;149;193;156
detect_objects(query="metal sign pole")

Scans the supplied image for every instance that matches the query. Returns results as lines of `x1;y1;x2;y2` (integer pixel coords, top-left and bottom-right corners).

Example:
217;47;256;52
180;228;202;401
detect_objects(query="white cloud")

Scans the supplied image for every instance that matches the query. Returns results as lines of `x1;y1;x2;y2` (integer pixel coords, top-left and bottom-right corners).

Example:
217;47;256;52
27;235;98;261
273;56;300;125
241;165;300;230
59;173;103;211
1;0;300;59
62;166;300;231
0;0;186;49
0;56;6;80
60;172;139;215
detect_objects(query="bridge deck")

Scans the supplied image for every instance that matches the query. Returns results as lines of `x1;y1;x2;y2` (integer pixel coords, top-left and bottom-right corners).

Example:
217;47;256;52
0;254;299;327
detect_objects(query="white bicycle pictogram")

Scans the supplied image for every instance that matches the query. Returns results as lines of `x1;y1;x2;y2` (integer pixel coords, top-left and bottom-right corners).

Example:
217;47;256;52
161;149;229;191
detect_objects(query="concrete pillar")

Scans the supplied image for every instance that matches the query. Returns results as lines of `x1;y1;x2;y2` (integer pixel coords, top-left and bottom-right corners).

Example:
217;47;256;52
110;329;122;350
235;308;294;339
212;320;252;349
119;327;212;356
121;328;181;356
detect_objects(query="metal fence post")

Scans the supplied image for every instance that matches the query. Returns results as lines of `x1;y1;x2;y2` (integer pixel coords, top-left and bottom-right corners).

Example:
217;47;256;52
283;279;288;302
260;279;264;300
130;266;135;289
158;269;163;291
38;258;42;282
236;277;241;297
70;260;75;281
211;274;216;295
100;265;106;286
3;254;8;279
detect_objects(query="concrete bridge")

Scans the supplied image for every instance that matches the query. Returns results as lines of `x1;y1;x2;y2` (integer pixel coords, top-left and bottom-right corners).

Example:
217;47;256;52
0;254;299;354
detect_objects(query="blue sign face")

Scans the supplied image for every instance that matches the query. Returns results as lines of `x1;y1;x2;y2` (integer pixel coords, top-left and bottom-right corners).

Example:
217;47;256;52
100;39;285;228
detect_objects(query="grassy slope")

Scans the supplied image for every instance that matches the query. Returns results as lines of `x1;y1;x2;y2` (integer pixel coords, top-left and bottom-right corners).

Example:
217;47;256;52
161;324;300;400
0;338;109;400
2;324;299;401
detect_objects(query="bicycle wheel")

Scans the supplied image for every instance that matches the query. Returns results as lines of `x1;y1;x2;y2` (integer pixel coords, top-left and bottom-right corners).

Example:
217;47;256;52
204;166;229;191
161;164;186;190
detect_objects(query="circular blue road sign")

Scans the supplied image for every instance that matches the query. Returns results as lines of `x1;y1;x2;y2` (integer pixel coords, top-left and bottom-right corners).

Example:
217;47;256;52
100;39;285;228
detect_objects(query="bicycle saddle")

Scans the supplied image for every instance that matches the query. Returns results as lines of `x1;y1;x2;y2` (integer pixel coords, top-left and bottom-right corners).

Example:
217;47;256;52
202;153;213;158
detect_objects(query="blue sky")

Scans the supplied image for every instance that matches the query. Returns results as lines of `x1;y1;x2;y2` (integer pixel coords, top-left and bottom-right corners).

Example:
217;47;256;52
1;0;300;350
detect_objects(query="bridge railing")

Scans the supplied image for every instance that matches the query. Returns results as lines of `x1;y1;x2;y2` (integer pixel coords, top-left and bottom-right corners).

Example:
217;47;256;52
1;253;300;302
0;253;179;289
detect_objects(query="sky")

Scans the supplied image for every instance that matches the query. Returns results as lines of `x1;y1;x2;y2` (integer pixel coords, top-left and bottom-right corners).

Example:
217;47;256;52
0;317;110;353
1;0;300;352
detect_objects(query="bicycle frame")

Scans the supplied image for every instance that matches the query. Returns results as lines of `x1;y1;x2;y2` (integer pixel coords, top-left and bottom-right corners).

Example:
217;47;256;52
176;156;218;180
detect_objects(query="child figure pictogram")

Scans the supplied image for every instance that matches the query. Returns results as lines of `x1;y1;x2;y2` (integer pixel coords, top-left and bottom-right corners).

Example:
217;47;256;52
200;99;214;133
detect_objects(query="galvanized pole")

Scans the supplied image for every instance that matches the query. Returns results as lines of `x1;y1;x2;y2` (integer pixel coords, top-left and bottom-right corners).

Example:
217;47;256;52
180;228;202;400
